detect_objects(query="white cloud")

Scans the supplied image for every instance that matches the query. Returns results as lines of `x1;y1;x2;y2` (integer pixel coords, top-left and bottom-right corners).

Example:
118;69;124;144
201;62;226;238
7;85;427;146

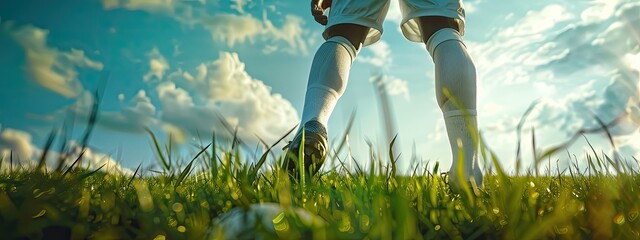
100;90;158;132
230;0;247;14
160;52;299;144
66;141;134;175
361;41;410;101
201;13;262;47
0;128;132;175
102;0;310;54
6;23;104;98
102;0;176;13
0;128;35;162
463;2;640;167
359;40;392;67
371;74;410;101
61;90;158;134
386;0;402;23
581;0;620;24
143;47;170;82
615;129;640;162
500;4;573;38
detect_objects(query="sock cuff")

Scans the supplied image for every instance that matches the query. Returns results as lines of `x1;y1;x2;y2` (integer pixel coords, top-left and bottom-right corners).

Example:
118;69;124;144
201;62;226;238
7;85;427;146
426;28;465;58
443;109;477;119
327;36;358;61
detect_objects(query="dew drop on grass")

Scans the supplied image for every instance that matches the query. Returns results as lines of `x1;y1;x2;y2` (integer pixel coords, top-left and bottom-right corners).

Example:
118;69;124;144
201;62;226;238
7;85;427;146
172;202;184;213
530;191;539;199
168;218;177;228
177;226;186;233
273;212;288;232
32;209;46;218
614;213;625;225
359;215;370;231
499;219;508;226
434;225;441;231
492;207;500;214
555;226;568;234
629;210;638;222
153;234;166;240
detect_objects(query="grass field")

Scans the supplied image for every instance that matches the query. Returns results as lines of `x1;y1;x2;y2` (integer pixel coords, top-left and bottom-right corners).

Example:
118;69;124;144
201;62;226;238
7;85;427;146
1;125;639;240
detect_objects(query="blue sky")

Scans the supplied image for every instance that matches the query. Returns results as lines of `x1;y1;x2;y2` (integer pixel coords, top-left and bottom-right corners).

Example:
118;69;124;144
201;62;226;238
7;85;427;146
0;0;639;174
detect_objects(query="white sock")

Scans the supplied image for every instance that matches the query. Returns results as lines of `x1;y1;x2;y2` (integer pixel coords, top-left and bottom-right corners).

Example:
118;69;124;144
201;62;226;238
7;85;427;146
300;36;357;129
444;111;482;185
428;28;482;185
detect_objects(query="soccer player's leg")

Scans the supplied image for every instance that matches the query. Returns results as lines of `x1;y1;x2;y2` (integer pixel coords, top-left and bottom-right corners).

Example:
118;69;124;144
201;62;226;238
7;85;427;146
282;24;368;178
283;0;390;178
399;0;483;190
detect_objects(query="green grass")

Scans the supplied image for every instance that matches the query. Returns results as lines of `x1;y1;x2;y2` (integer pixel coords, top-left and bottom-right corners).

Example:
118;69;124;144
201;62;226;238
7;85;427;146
1;93;639;239
1;132;639;239
0;92;640;240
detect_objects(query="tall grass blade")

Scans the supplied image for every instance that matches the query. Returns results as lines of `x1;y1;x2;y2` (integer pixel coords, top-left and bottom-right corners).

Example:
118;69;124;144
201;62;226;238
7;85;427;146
36;129;57;172
144;127;170;172
176;143;211;187
515;100;540;165
251;125;297;183
330;109;356;165
63;150;86;176
127;163;142;187
77;89;102;168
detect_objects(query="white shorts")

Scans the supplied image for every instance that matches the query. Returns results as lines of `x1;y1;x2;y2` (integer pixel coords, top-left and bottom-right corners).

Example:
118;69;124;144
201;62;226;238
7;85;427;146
322;0;466;46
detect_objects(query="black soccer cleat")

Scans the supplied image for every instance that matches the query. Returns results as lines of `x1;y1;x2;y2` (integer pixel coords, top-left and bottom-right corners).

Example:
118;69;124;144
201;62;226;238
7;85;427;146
282;120;328;178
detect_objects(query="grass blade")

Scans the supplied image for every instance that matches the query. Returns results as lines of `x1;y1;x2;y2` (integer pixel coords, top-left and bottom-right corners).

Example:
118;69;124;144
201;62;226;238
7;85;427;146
144;127;170;172
176;143;211;187
36;129;57;172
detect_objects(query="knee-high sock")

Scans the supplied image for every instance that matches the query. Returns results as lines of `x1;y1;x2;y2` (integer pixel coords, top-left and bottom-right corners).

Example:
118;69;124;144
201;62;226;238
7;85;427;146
428;28;482;185
300;36;358;130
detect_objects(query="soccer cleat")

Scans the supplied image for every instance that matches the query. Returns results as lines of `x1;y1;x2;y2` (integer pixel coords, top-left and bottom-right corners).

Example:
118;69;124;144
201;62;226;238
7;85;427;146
282;120;328;178
442;170;484;196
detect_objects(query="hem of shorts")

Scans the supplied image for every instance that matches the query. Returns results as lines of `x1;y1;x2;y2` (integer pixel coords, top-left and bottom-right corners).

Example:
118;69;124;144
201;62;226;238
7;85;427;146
323;17;384;46
400;9;466;43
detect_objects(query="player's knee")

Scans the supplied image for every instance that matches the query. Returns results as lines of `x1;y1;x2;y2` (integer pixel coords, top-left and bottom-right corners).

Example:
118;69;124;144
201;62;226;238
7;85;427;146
326;35;359;62
325;24;369;53
426;27;465;58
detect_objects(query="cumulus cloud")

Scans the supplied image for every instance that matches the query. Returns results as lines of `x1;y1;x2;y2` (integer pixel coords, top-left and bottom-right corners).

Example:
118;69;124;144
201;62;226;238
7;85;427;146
0;128;132;175
0;128;35;162
371;74;410;101
102;0;176;14
524;3;640;135
361;40;410;101
466;4;576;87
5;23;104;98
101;0;309;54
359;40;392;67
143;47;170;82
201;13;262;48
230;0;247;14
160;52;299;145
474;1;640;161
51;89;158;134
100;90;158;132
